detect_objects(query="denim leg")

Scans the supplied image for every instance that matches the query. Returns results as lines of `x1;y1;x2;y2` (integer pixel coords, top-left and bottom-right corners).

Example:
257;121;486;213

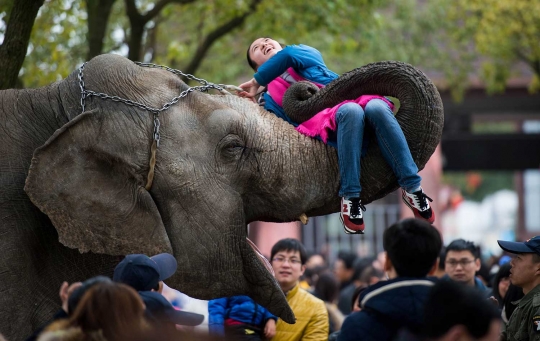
364;99;422;192
336;103;365;198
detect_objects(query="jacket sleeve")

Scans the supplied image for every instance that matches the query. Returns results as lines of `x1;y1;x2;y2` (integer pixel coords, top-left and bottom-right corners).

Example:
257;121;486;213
302;299;329;341
254;45;320;86
261;305;278;322
208;298;228;336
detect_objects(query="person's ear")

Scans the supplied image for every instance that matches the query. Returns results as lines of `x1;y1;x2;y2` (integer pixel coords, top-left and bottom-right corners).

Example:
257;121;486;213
428;258;440;276
383;252;393;272
300;264;306;276
474;258;481;272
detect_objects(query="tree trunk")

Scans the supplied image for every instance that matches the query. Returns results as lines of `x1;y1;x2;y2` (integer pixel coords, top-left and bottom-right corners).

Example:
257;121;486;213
0;0;44;90
125;0;197;62
86;0;117;60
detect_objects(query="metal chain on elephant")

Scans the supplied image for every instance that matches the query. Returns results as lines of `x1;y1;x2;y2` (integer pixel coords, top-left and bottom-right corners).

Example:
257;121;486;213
77;61;242;190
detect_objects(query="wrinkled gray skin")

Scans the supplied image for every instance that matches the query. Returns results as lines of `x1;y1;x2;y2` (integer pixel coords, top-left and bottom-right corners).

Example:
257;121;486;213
0;54;442;341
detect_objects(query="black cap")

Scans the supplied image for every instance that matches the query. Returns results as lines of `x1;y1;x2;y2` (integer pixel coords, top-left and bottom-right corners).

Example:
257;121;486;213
113;253;177;291
139;291;204;326
498;236;540;256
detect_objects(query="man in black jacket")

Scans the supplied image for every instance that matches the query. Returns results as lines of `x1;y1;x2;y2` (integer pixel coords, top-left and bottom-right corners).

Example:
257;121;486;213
338;218;442;341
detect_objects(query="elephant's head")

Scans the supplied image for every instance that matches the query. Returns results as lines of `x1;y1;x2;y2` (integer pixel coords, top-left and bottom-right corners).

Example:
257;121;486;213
23;54;343;323
24;55;443;323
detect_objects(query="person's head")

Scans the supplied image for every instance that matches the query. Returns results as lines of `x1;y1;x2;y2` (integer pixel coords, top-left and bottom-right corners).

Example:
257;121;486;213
68;281;148;341
359;265;384;286
333;251;357;284
305;252;327;270
246;37;283;71
270;238;307;292
423;281;501;341
383;218;441;278
67;276;112;314
113;253;177;292
491;263;511;305
444;239;481;287
313;270;339;304
498;236;540;294
350;257;374;286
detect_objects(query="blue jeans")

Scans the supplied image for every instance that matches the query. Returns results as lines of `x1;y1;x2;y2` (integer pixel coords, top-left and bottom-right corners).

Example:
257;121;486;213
334;100;421;198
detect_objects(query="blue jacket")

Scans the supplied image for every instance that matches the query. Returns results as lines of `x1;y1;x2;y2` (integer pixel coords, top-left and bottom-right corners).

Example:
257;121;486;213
208;295;277;335
254;45;339;134
338;277;437;341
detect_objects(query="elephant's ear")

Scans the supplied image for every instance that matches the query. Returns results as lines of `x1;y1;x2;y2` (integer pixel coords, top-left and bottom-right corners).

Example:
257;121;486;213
24;110;172;255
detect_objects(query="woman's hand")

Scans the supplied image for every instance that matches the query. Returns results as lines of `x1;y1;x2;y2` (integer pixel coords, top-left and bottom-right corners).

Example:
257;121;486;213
238;78;260;101
264;318;276;339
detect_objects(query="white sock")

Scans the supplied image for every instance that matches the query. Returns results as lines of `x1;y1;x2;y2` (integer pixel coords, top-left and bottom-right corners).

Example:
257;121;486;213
409;186;422;193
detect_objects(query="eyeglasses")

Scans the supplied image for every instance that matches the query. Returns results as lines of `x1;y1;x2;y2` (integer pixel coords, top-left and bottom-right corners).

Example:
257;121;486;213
272;257;302;265
446;259;476;268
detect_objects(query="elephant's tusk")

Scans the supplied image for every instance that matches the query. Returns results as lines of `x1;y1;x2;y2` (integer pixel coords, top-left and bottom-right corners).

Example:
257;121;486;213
299;213;309;225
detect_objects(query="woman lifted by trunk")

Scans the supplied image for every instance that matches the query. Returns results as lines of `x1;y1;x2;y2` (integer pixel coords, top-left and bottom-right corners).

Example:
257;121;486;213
238;37;435;234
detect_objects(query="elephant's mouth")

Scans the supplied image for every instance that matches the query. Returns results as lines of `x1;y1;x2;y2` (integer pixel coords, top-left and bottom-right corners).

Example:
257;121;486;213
246;237;274;277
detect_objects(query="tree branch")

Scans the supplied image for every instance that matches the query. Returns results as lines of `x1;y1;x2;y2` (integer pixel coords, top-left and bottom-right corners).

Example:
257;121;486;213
183;0;262;77
143;0;197;23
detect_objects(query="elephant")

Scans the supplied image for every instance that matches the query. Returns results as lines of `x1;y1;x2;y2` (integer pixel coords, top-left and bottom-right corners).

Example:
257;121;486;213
0;54;443;341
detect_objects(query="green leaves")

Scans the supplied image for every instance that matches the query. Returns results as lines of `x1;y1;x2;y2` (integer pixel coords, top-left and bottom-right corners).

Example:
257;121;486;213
6;0;537;97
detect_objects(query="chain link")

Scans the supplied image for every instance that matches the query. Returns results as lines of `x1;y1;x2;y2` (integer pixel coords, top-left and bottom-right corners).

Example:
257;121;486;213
77;61;233;147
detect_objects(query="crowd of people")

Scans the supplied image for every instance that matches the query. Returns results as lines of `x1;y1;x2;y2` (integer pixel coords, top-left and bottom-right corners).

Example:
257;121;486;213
3;217;539;341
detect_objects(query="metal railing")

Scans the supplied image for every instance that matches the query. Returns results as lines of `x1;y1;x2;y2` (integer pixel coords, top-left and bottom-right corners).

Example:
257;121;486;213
301;204;401;263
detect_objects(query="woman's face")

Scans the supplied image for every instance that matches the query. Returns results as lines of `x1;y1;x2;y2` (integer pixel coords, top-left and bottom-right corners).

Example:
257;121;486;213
249;38;282;69
498;276;510;298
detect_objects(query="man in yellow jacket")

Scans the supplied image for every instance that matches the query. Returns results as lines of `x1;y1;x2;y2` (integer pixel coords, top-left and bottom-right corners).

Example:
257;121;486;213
270;238;329;341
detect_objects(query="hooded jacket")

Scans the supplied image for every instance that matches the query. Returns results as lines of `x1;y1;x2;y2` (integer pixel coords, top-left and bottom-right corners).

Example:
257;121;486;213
338;277;436;341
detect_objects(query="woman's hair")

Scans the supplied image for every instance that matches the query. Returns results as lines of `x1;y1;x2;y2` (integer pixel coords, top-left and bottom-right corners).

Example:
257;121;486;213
68;281;148;341
351;285;367;311
313;271;339;303
247;45;258;71
502;283;524;320
491;263;511;307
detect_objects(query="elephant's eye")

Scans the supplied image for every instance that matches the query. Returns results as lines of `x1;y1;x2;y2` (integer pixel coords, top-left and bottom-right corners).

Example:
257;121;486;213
219;134;246;158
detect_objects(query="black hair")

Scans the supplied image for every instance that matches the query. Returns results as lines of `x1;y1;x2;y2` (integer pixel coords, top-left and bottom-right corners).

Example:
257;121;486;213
313;271;339;303
351;257;374;281
271;238;307;265
247;45;258;71
359;266;384;284
383;218;442;277
445;239;480;259
423;280;500;339
502;283;524;320
491;263;511;308
337;251;357;270
351;286;367;312
67;276;112;314
438;246;446;270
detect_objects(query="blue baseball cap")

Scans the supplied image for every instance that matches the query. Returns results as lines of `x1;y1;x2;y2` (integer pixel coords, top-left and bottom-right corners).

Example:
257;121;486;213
113;253;177;291
139;291;204;326
498;236;540;256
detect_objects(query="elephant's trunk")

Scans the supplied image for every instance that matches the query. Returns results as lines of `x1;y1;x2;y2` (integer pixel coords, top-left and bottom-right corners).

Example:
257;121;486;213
282;61;444;204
